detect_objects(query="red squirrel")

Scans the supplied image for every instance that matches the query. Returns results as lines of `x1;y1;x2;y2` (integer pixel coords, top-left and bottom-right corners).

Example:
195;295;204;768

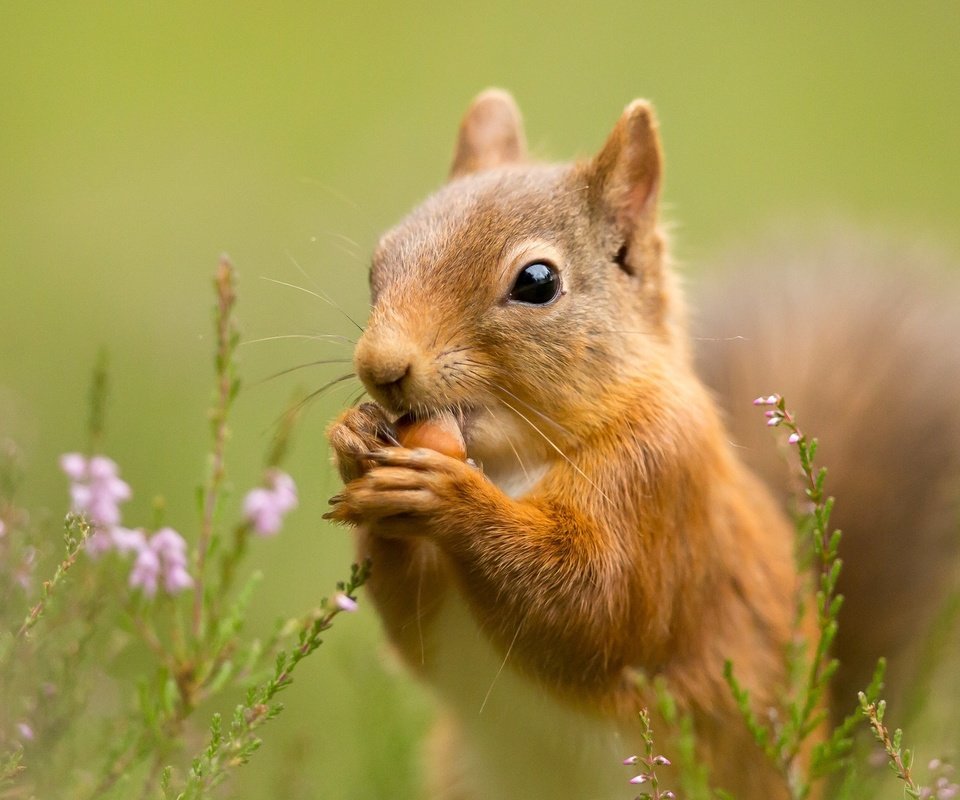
326;90;960;799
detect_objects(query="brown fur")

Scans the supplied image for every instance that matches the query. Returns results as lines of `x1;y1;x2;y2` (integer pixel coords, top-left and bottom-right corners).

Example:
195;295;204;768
326;92;959;799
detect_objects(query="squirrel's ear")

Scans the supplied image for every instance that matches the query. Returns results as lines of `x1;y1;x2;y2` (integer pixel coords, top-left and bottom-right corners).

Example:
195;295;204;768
449;89;527;179
588;100;662;235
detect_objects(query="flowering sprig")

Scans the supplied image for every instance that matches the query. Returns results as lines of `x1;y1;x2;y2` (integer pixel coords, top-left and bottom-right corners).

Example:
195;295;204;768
129;528;194;597
623;709;675;800
173;560;370;799
60;453;133;556
725;395;849;797
194;255;241;639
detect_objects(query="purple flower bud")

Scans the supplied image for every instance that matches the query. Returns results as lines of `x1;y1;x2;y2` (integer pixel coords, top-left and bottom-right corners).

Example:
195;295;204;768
164;565;195;595
105;476;132;502
335;592;358;612
88;494;121;527
270;470;298;513
767;417;782;427
17;722;34;741
243;471;298;536
85;530;116;558
752;396;765;406
130;547;161;597
767;394;780;404
70;484;93;511
88;455;119;481
622;756;639;765
60;453;87;480
151;527;188;556
629;773;650;785
787;432;801;444
244;489;283;536
652;755;671;766
111;527;147;554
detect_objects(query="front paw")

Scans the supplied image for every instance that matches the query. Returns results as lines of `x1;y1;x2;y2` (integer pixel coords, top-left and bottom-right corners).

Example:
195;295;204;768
326;402;396;483
325;447;487;534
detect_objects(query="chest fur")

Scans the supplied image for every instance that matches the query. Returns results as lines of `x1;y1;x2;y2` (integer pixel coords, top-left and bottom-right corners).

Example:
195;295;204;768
422;593;637;800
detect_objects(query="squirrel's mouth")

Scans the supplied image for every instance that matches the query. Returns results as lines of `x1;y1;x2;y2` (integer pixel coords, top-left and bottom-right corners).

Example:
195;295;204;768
392;405;478;446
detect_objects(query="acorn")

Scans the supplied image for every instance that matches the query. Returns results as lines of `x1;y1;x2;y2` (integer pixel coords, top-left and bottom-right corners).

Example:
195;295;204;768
395;411;467;461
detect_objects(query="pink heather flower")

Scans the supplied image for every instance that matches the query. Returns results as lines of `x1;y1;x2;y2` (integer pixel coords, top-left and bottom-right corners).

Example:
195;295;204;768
130;547;160;597
85;530;116;558
164;565;195;594
271;470;298;512
622;756;639;766
61;452;132;553
59;452;87;480
787;432;801;444
111;527;147;554
243;470;298;536
129;528;194;597
243;488;283;535
17;722;34;741
334;592;358;612
629;773;650;785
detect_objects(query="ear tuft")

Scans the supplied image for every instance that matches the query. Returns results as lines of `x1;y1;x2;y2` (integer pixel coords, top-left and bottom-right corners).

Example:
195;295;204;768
589;99;663;236
449;89;527;179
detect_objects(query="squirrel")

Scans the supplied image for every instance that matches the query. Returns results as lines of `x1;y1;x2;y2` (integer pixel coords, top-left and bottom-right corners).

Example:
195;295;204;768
325;89;960;799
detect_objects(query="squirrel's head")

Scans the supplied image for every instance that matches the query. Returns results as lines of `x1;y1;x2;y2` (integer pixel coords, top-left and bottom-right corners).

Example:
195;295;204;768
354;90;683;472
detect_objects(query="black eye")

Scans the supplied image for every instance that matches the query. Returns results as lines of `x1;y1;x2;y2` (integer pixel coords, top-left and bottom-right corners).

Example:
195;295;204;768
508;261;561;305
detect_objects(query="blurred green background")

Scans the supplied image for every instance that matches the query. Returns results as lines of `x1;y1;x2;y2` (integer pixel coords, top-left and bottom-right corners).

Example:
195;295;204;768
2;2;958;797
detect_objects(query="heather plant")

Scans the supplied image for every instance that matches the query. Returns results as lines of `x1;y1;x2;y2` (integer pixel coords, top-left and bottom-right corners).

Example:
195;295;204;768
720;395;960;799
0;256;368;800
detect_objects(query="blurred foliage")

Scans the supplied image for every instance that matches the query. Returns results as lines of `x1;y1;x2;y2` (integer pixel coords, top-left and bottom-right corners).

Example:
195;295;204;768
1;3;958;796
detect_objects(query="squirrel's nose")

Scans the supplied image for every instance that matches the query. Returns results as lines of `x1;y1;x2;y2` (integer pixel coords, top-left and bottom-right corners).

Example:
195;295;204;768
354;333;416;402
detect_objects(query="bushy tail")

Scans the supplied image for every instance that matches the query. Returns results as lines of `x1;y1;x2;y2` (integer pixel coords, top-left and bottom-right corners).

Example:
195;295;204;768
692;228;960;717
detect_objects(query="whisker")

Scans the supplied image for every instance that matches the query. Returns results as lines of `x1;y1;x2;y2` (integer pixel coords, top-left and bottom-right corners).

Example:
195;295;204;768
484;403;530;482
416;566;426;667
274;373;358;424
690;335;749;342
296;176;361;209
488;382;575;438
261;275;365;333
479;621;523;715
241;333;356;346
256;359;354;385
496;396;611;504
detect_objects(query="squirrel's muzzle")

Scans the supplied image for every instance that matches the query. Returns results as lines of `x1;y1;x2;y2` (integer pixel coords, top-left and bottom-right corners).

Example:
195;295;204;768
354;328;421;413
